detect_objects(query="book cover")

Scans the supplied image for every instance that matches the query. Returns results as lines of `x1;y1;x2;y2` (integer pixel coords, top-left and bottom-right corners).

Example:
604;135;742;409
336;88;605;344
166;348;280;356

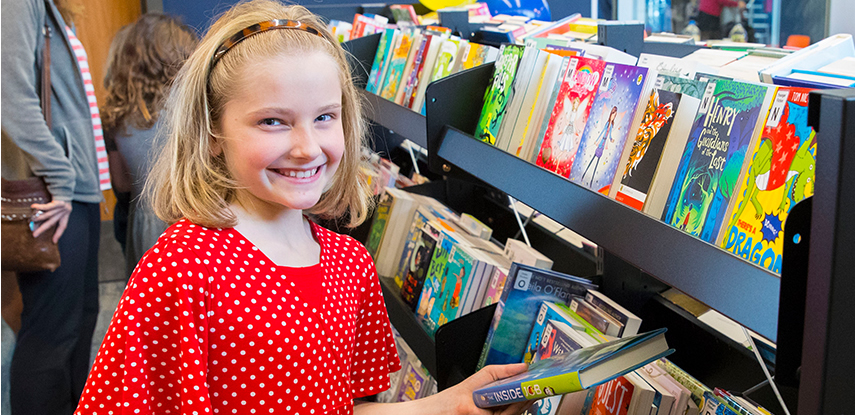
495;46;543;153
394;204;434;288
460;43;497;70
380;31;415;100
472;329;673;408
719;87;815;274
374;188;418;278
395;33;427;105
415;229;458;334
585;290;642;338
409;33;446;111
482;266;509;308
655;74;709;99
614;89;680;210
662;79;771;243
569;63;650;194
569;297;623;337
476;44;526;145
423;240;478;332
524;302;588;364
429;37;462;83
587;374;643;415
389;4;418;24
655;359;711;407
638;363;693;415
365;190;393;257
534;320;594;363
367;28;398;94
536;56;607;177
397;363;431;402
403;33;435;109
480;264;597;367
400;220;443;309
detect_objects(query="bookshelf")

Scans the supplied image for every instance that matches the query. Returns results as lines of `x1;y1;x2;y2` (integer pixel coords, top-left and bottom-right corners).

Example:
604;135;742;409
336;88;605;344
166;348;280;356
343;33;855;412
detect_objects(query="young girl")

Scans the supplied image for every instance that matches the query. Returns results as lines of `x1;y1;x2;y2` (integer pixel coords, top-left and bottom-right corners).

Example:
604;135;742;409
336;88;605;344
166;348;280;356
75;1;528;414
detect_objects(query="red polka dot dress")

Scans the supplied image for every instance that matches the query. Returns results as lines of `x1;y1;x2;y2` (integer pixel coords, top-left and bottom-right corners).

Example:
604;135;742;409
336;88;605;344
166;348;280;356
75;219;401;414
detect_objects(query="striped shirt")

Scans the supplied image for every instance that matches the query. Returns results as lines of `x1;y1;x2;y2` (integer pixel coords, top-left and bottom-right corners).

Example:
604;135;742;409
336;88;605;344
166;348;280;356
65;26;110;191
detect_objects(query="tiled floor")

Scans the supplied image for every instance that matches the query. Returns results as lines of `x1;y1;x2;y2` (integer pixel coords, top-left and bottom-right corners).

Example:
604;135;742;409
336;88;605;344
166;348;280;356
1;221;129;415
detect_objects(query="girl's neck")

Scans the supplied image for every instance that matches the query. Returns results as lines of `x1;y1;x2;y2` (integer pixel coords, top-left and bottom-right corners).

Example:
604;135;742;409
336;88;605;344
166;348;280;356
229;201;321;268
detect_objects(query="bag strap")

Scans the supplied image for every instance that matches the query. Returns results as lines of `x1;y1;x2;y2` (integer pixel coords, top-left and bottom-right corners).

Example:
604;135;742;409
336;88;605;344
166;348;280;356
41;0;52;130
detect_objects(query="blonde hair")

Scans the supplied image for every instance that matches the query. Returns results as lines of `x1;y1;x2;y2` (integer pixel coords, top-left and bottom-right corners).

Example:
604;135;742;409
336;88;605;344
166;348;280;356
145;0;372;229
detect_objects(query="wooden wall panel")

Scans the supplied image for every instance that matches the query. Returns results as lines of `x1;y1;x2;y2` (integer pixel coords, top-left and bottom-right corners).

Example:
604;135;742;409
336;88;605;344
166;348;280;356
72;0;142;220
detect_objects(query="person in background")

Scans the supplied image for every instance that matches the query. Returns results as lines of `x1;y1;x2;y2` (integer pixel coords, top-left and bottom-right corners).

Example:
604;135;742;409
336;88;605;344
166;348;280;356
697;0;746;39
1;0;109;413
100;13;198;276
103;24;132;253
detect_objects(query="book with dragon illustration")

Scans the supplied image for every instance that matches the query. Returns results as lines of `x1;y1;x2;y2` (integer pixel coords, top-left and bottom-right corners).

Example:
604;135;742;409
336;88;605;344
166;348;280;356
475;44;525;145
569;63;651;194
662;79;774;243
718;86;816;274
613;89;682;210
535;56;607;177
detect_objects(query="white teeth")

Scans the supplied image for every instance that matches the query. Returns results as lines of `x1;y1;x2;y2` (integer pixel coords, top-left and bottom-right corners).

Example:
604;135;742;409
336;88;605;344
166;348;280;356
282;167;318;178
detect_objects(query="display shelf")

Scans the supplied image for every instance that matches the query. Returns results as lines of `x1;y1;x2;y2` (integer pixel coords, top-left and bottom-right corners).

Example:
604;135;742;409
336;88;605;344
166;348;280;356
359;90;428;149
424;66;780;342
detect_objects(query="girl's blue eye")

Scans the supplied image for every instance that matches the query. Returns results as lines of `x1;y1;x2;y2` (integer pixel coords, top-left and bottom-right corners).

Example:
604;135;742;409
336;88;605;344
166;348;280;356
259;118;282;126
316;114;333;122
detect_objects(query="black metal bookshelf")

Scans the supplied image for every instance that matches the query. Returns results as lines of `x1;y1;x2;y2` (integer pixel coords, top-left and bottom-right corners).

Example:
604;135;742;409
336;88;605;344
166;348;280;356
343;32;855;412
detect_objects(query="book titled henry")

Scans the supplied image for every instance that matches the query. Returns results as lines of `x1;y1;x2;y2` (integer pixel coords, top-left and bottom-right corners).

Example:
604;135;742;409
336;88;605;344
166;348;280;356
472;328;673;408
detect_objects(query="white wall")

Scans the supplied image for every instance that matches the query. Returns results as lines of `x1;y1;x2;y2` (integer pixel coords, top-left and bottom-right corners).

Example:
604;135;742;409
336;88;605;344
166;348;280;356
828;0;855;37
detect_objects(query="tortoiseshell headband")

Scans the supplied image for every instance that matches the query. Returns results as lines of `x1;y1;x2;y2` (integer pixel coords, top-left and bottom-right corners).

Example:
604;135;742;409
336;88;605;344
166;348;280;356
210;19;328;69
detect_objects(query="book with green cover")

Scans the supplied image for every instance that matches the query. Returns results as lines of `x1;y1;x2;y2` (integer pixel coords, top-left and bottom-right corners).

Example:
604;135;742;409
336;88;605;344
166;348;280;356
367;28;397;94
472;328;673;408
365;190;393;257
475;44;525;145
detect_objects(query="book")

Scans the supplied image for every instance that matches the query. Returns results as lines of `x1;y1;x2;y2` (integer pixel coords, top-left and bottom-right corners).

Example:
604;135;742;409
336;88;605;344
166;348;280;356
476;44;526;145
472;328;673;408
569;63;652;195
522;56;571;163
373;188;419;278
639;93;702;218
515;54;567;160
569;297;623;337
479;264;597;368
503;238;553;270
637;363;693;415
400;219;444;309
459;213;492;240
635;369;676;415
380;30;416;100
393;32;424;105
415;227;460;334
495;45;544;152
429;37;463;84
367;28;398;94
482;266;509;308
389;4;419;24
613;88;681;210
585;290;642;338
394;203;434;288
533;319;598;363
524;302;590;364
654;359;711;407
654;74;708;99
662;79;774;243
459;42;499;71
719;86;816;274
535;56;607;177
637;53;704;79
410;33;446;111
425;237;479;333
397;362;431;401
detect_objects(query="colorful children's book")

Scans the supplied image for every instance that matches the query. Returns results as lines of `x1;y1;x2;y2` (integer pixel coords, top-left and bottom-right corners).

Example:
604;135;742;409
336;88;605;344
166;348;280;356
423;239;479;332
429;37;462;83
380;30;416;100
395;33;425;105
613;89;683;210
409;33;446;112
719;87;815;274
397;363;431;401
367;28;398;94
460;42;499;71
569;63;652;195
402;33;436;109
662;79;773;243
390;4;419;24
569;297;623;337
479;264;597;368
535;56;607;177
533;320;596;363
524;302;588;364
586;372;659;415
482;266;509;308
415;228;459;334
472;328;673;408
476;44;526;145
373;188;419;278
655;358;711;407
399;220;443;309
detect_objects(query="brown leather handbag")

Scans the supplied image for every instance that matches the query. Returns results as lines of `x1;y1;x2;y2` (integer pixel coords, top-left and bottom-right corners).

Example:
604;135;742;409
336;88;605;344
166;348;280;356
1;178;61;272
0;13;61;273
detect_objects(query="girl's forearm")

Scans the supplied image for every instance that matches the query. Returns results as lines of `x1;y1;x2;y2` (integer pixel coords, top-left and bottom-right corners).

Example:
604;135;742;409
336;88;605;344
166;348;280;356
353;393;456;415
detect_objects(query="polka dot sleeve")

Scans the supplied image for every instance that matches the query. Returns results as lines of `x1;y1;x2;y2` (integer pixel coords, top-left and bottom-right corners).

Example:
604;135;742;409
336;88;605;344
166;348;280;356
76;240;212;414
350;251;402;399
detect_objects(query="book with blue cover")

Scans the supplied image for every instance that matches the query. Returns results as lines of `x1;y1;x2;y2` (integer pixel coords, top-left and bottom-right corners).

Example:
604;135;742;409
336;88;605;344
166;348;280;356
478;264;597;368
472;328;673;408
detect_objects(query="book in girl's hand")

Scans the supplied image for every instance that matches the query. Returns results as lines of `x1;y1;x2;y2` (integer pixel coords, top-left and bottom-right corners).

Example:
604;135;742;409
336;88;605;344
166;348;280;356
472;328;673;408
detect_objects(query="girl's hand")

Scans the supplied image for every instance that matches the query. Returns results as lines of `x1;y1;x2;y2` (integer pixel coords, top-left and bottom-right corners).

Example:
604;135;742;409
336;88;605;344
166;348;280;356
438;363;534;415
30;200;72;243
